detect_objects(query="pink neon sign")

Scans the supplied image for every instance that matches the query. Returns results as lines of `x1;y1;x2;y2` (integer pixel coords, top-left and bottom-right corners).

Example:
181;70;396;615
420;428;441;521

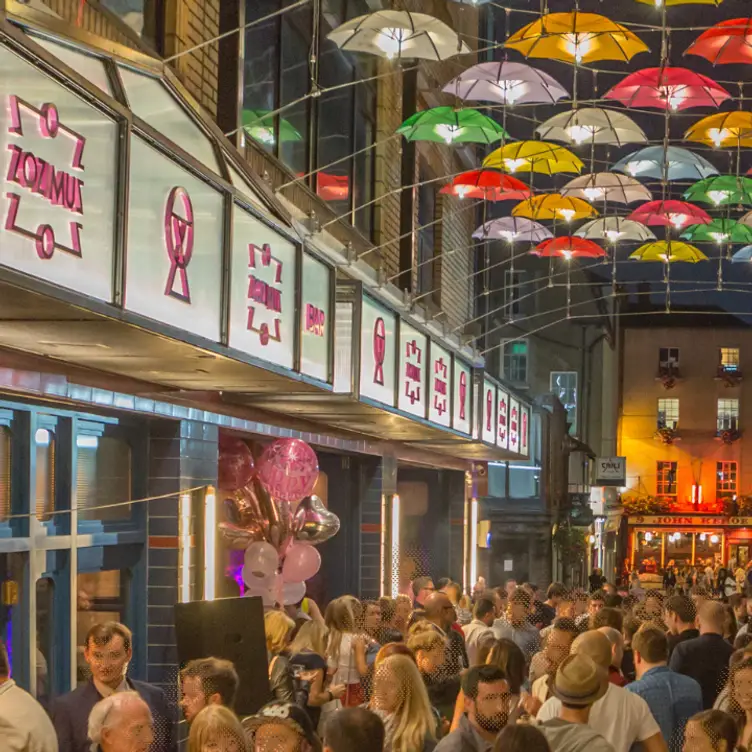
373;317;386;385
247;242;283;346
5;96;86;260
498;394;508;445
403;339;422;405
458;370;467;421
163;186;194;302
433;356;448;417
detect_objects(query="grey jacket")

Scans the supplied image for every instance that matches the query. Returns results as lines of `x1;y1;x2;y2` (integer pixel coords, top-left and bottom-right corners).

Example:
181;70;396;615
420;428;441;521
434;715;492;752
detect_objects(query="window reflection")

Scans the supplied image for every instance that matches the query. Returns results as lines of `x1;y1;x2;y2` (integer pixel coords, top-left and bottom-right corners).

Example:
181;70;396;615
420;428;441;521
35;428;55;522
0;426;9;522
0;553;23;682
36;578;54;708
76;435;132;521
98;0;159;48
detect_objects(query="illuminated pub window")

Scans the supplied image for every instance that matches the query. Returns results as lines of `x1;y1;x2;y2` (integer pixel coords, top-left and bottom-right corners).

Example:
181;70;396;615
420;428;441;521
717;461;738;496
720;348;740;373
656;461;677;497
717;399;740;432
657;398;679;430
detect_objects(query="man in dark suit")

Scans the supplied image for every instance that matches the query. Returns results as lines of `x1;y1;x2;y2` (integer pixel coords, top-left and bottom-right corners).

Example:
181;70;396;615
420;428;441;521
51;621;175;752
669;600;733;709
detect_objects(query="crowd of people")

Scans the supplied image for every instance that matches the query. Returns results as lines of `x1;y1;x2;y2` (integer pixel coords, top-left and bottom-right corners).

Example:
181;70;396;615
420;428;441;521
5;571;752;752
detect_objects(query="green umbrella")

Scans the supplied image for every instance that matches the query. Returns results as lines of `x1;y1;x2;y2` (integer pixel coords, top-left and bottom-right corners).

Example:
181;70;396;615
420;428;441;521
396;106;509;145
681;219;752;244
242;109;302;145
683;175;752;207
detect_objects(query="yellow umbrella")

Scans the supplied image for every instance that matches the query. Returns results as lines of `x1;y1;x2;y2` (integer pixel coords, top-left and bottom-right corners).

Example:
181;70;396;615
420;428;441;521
483;141;584;175
629;240;708;263
505;12;649;64
685;112;752;148
512;193;598;222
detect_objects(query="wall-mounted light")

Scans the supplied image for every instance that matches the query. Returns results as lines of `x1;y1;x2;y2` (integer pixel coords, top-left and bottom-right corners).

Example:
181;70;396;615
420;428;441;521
179;492;192;603
710;534;719;544
76;434;99;449
644;532;653;542
203;486;216;601
470;498;478;589
391;494;401;599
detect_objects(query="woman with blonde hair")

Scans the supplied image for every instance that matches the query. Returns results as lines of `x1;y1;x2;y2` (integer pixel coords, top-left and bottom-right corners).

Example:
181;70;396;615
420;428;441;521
189;704;248;752
325;597;368;707
369;654;437;752
407;622;446;677
264;610;295;703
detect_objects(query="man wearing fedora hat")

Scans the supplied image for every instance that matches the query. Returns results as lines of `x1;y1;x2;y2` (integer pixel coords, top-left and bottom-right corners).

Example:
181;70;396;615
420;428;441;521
538;654;614;752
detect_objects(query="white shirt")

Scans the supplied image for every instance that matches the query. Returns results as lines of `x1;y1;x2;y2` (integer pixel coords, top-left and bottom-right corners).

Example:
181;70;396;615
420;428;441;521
537;682;660;752
462;620;494;666
328;633;361;685
0;679;58;752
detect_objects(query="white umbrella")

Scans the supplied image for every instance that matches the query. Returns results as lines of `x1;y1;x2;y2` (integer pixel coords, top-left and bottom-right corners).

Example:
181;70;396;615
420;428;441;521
535;108;648;146
561;173;653;204
326;10;470;61
472;217;553;243
575;217;656;243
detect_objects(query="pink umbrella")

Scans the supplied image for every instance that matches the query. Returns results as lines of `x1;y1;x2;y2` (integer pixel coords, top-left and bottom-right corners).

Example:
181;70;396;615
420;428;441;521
604;68;731;111
627;200;712;230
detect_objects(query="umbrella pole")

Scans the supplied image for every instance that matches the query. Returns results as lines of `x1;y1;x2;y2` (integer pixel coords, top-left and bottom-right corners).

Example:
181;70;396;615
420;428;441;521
482;199;490;346
566;259;571;319
665;259;671;314
611;241;618;298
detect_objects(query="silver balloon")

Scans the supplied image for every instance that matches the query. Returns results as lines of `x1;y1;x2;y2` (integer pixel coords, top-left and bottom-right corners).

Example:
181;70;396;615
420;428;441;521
293;495;340;545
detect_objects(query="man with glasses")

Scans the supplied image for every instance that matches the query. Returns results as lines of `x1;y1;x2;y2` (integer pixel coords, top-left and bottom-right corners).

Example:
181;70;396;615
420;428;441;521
412;576;435;609
51;621;175;752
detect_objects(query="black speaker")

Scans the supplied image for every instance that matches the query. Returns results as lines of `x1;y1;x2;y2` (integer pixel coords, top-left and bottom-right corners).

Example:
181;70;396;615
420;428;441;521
174;597;269;716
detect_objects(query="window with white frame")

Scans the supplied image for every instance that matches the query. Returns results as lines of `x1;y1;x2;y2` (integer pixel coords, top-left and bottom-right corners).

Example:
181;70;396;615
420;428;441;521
504;271;524;318
716;461;738;496
656;461;677;496
717;399;740;432
551;371;578;434
503;340;528;384
657;398;679;430
659;347;680;372
720;348;740;373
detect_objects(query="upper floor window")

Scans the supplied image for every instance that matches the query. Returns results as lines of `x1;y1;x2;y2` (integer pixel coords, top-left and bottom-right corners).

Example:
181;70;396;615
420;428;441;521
717;461;738;496
0;426;9;522
719;348;740;373
76;435;132;521
717;399;740;432
657;461;677;497
503;340;528;384
657;398;679;430
659;347;680;374
98;0;159;48
417;161;437;297
551;371;578;434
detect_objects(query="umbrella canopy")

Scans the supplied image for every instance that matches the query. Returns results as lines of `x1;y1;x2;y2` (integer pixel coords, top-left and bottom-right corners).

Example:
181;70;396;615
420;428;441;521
561;173;653;204
326;10;471;60
731;245;752;263
472;217;553;243
603;68;732;110
483;141;584;175
242;109;301;144
440;170;532;201
635;0;725;5
532;236;607;259
681;219;752;244
630;240;708;263
686;18;752;65
683;176;752;207
627;200;712;229
442;61;568;105
512;193;598;222
740;210;752;227
504;12;649;64
685;112;752;148
535;108;647;146
611;146;718;181
396;107;508;144
575;217;656;243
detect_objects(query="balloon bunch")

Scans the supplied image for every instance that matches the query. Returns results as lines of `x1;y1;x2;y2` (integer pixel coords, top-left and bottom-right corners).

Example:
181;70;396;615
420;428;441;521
217;434;340;607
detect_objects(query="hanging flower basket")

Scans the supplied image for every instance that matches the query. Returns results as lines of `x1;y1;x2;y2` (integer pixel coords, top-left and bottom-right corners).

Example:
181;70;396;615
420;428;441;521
738;495;752;516
717;367;743;387
718;428;741;445
658;369;680;390
655;426;678;444
622;495;670;516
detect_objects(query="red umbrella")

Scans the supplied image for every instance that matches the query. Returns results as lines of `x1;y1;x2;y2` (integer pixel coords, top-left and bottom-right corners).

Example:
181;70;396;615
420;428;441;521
440;170;532;201
604;68;731;111
686;18;752;65
627;200;712;230
531;236;606;259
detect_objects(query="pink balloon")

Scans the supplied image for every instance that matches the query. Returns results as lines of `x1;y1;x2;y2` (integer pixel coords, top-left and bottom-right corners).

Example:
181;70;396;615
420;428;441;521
244;541;279;580
219;436;255;491
257;439;319;504
282;542;321;583
282;581;306;606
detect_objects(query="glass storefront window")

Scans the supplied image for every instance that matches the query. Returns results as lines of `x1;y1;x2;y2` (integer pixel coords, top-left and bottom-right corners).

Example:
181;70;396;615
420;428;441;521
35;429;55;522
97;0;160;48
0;553;24;681
36;578;54;708
76;435;132;522
0;426;9;522
76;570;125;686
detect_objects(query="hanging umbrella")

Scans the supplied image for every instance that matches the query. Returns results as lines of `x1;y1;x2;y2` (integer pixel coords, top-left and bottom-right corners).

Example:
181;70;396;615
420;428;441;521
326;10;471;61
681;219;752;244
483;141;584;175
635;0;726;6
440;170;532;201
535;108;648;146
561;173;653;204
685;112;752;148
627;200;712;229
512;193;598;222
731;245;752;263
575;217;656;243
531;236;607;259
630;240;708;263
603;68;732;110
686;18;752;65
242;109;301;144
396;107;508;144
611;146;718;181
442;61;568;105
683;176;752;207
472;217;553;243
504;12;649;64
740;210;752;227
